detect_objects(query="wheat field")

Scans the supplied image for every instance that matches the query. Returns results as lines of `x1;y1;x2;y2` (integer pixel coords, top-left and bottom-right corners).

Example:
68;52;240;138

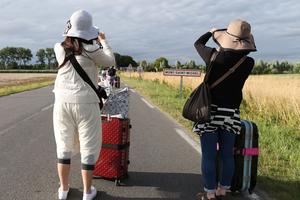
124;72;300;128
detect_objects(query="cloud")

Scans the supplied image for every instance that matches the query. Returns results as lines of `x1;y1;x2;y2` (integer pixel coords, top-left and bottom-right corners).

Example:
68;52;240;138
0;0;299;64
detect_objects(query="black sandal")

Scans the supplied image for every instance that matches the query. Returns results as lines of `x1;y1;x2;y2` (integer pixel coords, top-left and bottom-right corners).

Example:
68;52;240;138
196;192;217;200
216;195;228;200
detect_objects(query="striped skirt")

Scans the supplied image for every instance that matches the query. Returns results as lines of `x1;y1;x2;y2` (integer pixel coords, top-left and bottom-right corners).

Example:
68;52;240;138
193;104;241;135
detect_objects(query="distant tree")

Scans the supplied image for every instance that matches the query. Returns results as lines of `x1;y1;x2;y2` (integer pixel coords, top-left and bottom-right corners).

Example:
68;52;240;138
160;59;168;69
175;60;182;69
36;49;46;66
45;48;56;69
252;60;270;74
142;62;155;72
113;52;137;68
140;60;147;69
114;52;121;67
199;64;206;72
292;63;300;73
154;57;169;71
272;61;293;74
119;55;138;68
18;48;32;67
181;63;188;69
186;60;197;69
3;47;17;68
0;47;32;69
0;60;4;69
0;47;11;69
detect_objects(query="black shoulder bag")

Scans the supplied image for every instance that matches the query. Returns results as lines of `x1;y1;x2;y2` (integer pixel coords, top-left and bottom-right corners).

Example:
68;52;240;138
64;50;108;110
182;52;246;123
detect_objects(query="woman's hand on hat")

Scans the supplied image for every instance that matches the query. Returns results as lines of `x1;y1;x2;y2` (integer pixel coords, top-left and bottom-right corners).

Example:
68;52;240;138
98;32;106;42
209;28;218;33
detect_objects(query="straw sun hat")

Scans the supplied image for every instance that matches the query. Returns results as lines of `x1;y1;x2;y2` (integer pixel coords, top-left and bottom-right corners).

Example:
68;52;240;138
63;10;99;41
213;19;257;52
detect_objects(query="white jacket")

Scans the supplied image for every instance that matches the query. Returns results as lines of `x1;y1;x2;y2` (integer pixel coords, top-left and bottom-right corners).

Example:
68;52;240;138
53;40;115;103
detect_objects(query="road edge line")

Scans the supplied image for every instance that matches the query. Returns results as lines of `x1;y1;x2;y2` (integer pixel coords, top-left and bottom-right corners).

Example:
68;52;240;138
174;128;202;155
141;97;155;109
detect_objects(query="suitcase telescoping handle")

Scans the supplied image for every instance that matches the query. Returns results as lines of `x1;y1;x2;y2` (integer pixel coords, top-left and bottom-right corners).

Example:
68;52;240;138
102;114;112;123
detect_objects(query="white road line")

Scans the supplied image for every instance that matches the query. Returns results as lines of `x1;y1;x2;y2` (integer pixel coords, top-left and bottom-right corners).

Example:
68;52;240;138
130;89;136;93
41;104;53;111
174;128;201;155
0;104;53;136
141;98;155;109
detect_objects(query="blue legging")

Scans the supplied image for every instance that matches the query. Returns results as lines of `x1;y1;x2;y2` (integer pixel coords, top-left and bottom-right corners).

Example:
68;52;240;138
200;129;236;192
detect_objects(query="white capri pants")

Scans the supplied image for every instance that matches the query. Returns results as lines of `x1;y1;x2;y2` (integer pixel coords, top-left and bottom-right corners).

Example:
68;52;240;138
53;101;101;166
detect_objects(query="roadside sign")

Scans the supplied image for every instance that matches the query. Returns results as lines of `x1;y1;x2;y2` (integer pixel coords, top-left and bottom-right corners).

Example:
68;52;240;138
163;69;201;77
137;66;143;79
163;69;201;98
127;64;133;78
127;64;133;71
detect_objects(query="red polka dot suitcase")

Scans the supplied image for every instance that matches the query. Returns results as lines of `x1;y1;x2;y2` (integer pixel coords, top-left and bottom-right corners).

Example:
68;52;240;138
93;116;131;186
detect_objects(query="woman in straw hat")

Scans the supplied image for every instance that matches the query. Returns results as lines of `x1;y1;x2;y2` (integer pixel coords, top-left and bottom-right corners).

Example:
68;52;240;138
193;19;256;200
53;10;115;200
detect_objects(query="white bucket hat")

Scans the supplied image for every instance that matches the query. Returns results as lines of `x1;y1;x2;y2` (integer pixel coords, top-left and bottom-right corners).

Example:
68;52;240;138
63;10;99;41
213;19;256;52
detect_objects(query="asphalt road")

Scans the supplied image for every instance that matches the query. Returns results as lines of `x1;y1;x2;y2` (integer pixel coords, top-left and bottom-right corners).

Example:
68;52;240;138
0;86;262;200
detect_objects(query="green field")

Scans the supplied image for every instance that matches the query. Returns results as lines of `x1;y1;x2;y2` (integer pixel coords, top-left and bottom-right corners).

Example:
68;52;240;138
121;75;300;200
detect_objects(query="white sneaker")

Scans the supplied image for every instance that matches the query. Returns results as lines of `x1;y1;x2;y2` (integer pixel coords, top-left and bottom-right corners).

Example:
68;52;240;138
58;187;69;200
82;186;97;200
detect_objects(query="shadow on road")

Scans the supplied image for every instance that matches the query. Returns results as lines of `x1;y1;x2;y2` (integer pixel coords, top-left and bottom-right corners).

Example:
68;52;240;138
103;171;203;200
67;188;102;200
53;172;252;200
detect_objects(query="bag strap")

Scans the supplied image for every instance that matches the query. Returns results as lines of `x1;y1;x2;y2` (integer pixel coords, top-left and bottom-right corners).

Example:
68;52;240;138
210;56;247;89
204;51;218;82
64;50;100;99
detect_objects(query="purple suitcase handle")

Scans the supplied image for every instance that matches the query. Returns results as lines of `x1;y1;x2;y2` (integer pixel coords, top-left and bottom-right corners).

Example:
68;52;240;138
242;148;259;156
233;147;259;156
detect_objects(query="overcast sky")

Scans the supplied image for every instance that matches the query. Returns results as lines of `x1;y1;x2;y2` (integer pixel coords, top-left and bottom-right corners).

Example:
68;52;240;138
0;0;300;64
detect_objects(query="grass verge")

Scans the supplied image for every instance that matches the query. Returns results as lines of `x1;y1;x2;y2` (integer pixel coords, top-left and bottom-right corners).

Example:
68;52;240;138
121;75;300;200
0;78;55;97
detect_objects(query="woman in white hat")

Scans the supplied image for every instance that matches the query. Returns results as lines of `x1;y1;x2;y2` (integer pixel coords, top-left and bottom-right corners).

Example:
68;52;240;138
53;10;115;200
193;19;256;200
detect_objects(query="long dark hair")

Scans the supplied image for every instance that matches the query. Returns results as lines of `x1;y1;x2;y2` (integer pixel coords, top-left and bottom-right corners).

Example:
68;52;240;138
58;37;96;68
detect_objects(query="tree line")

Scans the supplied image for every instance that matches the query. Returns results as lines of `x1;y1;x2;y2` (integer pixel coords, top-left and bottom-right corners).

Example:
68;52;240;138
135;57;200;72
0;47;138;70
0;47;57;70
251;60;300;74
134;57;300;74
1;46;299;74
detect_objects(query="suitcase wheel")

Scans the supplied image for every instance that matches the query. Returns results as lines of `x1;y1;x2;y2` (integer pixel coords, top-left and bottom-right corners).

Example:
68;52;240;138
129;124;132;129
93;175;103;179
115;179;121;186
127;160;130;165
